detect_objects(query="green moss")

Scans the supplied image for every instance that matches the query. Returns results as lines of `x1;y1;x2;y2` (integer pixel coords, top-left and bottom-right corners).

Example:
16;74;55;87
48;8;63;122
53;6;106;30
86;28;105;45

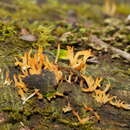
33;25;55;48
117;4;130;15
0;22;16;42
0;86;22;111
0;123;13;130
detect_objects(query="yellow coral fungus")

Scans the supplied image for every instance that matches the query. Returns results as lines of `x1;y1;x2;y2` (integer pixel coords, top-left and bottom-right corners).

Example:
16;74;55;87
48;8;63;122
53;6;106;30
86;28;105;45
15;47;44;75
72;109;90;125
110;98;130;110
13;74;27;100
93;84;115;104
14;47;45;100
13;45;130;112
103;0;116;16
44;56;62;83
4;71;12;86
81;74;102;92
62;102;72;113
14;46;63;100
65;72;73;83
67;46;93;71
84;105;101;121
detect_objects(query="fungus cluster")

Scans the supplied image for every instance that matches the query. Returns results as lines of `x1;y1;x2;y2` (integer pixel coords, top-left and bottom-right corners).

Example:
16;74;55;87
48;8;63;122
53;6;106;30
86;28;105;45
13;46;130;124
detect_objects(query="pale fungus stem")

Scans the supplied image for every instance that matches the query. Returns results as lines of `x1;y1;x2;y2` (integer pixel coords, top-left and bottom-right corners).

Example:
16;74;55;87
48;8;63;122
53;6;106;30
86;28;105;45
55;43;60;64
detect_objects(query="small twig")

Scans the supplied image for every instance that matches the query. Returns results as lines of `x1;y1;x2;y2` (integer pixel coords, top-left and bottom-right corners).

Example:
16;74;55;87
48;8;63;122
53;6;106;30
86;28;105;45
22;89;39;104
55;43;60;64
89;35;130;62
